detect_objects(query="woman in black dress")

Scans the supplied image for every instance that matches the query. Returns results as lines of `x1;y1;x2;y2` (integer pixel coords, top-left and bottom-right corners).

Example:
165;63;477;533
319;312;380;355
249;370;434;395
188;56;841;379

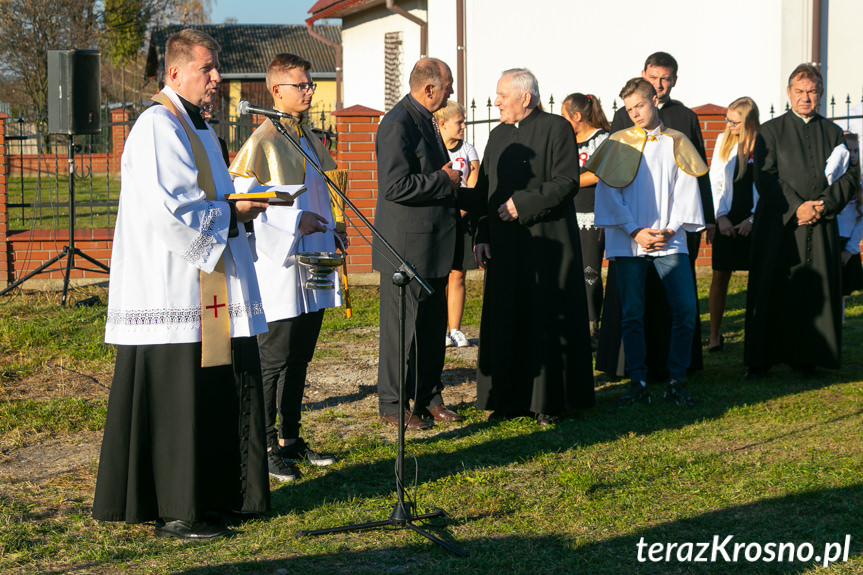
561;93;610;348
707;97;759;351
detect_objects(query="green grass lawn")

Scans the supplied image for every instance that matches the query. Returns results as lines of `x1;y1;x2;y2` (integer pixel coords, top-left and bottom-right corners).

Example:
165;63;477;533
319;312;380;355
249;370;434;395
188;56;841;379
0;273;861;574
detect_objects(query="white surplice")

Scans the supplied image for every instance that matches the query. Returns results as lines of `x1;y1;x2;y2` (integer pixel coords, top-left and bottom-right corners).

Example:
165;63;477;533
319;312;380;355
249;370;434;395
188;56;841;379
232;132;342;322
595;126;704;259
105;86;267;345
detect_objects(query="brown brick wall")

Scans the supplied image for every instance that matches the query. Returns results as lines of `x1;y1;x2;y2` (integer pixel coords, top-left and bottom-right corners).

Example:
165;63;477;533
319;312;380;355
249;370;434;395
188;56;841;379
331;105;383;274
1;103;789;291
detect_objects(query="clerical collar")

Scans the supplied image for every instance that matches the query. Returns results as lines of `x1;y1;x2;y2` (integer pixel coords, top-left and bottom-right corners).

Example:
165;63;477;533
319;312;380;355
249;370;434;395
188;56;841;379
791;109;815;124
176;95;207;130
514;107;538;129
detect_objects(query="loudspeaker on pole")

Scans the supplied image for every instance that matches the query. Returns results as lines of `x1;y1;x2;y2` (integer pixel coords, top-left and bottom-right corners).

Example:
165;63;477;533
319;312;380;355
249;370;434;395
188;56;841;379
47;49;101;135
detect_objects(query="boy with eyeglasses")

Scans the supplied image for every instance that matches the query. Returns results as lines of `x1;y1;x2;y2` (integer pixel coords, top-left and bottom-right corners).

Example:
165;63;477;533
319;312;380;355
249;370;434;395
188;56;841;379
230;53;344;482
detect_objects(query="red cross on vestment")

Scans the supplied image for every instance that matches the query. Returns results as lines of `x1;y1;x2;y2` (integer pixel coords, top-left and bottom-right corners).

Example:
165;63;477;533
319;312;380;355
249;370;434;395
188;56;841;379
205;295;226;318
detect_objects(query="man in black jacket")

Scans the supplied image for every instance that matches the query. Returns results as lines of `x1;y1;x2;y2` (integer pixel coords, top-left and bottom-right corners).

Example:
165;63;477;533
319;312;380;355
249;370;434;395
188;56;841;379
374;58;465;429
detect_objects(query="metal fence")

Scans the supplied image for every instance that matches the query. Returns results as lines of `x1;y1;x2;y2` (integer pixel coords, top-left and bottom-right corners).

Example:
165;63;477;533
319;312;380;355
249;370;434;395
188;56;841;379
5;120;126;233
466;91;863;149
4;106;339;234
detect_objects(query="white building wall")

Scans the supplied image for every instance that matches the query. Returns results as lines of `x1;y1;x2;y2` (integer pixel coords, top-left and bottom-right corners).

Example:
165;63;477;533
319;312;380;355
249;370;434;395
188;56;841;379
336;0;863;153
824;0;863;117
340;2;426;111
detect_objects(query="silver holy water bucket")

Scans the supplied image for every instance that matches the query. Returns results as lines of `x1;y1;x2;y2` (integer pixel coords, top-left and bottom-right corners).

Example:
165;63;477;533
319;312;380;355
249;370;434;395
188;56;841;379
297;251;344;290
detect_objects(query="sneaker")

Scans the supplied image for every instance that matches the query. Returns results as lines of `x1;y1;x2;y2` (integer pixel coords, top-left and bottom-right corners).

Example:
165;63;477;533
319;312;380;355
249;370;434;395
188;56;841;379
616;380;650;407
280;439;337;467
267;448;297;482
450;329;470;347
445;333;455;347
664;379;697;408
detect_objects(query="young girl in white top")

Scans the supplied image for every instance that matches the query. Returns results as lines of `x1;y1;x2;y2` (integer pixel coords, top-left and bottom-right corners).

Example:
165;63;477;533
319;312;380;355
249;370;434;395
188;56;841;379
434;100;480;348
707;96;759;351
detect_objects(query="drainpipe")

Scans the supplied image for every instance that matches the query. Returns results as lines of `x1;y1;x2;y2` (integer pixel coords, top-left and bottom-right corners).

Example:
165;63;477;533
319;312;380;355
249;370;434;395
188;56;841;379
387;0;427;58
811;0;822;68
307;24;342;110
456;0;465;105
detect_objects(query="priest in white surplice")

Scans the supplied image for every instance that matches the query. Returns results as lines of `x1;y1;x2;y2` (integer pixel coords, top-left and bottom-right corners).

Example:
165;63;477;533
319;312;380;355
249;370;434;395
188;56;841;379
589;77;706;408
229;53;343;482
93;29;272;540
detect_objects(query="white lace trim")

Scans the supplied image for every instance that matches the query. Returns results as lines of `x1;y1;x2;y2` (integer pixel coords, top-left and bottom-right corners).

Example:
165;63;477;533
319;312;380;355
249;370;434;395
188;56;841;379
106;301;266;328
182;203;222;265
576;212;595;230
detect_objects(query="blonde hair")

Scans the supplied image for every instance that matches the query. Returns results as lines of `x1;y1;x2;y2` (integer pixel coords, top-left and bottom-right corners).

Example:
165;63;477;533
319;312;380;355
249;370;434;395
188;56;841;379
433;100;465;124
718;96;759;181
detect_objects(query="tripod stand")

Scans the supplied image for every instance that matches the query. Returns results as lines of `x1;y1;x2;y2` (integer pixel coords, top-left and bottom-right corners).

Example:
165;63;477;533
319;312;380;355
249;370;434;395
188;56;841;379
0;135;110;305
258;114;466;556
296;267;467;557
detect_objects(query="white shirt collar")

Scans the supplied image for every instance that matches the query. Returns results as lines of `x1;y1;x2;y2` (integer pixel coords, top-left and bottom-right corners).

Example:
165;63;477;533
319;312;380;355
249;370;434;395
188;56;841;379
791;109;815;124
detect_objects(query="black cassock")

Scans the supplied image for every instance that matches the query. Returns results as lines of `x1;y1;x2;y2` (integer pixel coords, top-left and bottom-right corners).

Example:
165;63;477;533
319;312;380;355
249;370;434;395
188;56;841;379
475;109;595;415
744;112;856;370
596;100;712;379
93;339;270;523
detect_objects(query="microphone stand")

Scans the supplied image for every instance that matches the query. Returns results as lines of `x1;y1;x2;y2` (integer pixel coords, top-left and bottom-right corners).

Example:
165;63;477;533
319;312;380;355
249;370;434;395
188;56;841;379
263;116;466;557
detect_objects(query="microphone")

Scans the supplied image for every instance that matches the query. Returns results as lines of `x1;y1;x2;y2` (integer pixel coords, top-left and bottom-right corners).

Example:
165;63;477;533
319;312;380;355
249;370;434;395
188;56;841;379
236;100;290;119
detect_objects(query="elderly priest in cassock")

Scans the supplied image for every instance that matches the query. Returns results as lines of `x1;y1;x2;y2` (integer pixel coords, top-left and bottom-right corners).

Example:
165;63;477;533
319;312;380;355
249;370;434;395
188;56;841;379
474;68;595;425
93;29;272;540
744;63;857;377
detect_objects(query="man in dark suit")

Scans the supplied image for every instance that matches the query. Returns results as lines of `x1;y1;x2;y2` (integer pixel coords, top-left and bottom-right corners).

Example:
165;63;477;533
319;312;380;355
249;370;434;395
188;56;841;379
374;58;465;429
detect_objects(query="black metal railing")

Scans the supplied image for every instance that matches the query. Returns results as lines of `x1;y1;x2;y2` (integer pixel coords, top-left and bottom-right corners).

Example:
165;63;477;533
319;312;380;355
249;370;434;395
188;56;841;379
465;94;558;143
4;105;339;233
5;121;123;232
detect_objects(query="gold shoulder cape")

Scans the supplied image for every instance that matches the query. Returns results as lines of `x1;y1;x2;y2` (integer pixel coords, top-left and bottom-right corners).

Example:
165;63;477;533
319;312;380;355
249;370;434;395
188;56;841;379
584;125;708;189
229;117;337;186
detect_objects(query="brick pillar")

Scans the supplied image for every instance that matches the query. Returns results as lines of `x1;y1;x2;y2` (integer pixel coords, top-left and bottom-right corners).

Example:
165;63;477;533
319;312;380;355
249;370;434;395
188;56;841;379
110;108;129;174
0;113;10;284
331;105;383;274
692;103;728;267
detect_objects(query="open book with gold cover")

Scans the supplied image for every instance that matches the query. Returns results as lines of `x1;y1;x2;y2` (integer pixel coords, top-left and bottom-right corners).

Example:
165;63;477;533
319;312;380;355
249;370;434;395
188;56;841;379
224;184;306;205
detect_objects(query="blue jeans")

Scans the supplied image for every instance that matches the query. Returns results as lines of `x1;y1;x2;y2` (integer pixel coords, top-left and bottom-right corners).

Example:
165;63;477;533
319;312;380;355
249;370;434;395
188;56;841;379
616;254;696;381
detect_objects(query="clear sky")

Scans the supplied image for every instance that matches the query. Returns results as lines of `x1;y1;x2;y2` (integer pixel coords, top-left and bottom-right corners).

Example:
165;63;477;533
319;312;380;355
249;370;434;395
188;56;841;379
209;0;339;25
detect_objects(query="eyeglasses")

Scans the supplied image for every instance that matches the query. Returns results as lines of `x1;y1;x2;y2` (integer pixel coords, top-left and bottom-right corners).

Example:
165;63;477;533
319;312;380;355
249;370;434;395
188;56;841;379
725;116;741;127
279;83;317;93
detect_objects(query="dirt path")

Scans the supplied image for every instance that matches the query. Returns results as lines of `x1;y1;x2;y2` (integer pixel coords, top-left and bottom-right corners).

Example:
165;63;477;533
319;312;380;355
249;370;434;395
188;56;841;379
0;326;481;485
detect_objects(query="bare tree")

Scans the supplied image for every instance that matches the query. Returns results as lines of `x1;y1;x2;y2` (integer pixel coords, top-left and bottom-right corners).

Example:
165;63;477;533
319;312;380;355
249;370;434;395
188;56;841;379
0;0;100;122
164;0;213;25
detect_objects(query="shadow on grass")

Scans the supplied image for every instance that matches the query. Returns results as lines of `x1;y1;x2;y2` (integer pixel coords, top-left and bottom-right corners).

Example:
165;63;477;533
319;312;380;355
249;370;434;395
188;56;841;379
155;483;862;574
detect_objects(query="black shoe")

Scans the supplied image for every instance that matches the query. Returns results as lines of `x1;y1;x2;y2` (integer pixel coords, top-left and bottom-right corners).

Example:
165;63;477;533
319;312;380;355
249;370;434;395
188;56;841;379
616;380;650;407
664;380;697;408
267;448;297;482
155;519;231;540
536;413;560;426
280;439;336;467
